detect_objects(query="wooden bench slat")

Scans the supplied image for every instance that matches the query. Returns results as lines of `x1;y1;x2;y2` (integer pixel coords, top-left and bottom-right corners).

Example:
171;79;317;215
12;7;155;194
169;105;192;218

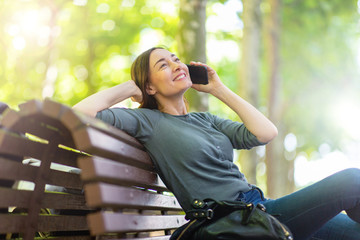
78;157;166;190
0;128;45;159
0;188;90;210
0;158;37;182
0;214;88;233
87;212;187;235
41;192;89;210
60;105;144;151
0;214;25;233
43;237;92;240
0;158;82;189
111;237;170;240
50;148;82;168
0;109;20;127
0;129;80;168
17;100;75;144
0;188;31;209
48;168;83;190
117;237;170;240
2;105;74;149
38;215;89;231
0;99;186;239
17;99;43;115
5;99;142;151
74;127;153;170
84;183;181;210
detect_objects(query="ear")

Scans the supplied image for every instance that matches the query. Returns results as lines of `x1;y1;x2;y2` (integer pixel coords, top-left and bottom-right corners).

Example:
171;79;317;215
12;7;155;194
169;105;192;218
146;83;157;95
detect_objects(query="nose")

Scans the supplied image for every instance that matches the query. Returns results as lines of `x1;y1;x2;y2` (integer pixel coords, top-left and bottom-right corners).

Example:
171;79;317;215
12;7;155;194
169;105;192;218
171;61;181;72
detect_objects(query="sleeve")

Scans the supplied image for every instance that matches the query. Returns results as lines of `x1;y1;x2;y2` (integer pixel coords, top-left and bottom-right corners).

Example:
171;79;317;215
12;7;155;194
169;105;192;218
206;112;266;150
95;108;160;143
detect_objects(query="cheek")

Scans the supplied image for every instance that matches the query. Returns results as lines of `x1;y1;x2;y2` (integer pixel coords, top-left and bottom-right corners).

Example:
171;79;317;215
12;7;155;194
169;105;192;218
148;72;163;87
157;72;173;85
148;73;169;93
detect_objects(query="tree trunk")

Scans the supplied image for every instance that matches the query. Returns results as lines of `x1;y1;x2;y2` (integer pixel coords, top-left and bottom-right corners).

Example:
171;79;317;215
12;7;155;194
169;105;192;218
177;0;208;112
237;0;262;185
264;0;294;198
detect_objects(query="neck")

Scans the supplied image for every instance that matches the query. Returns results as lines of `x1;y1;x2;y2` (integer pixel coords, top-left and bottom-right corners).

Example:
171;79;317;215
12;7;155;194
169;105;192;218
157;96;188;115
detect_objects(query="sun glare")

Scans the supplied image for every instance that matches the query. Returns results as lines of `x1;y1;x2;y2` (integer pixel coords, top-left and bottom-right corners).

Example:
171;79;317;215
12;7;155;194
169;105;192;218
5;7;53;51
12;37;26;50
331;98;360;140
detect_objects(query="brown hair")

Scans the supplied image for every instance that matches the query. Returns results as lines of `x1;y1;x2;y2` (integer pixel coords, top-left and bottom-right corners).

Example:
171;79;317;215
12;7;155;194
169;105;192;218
131;47;163;109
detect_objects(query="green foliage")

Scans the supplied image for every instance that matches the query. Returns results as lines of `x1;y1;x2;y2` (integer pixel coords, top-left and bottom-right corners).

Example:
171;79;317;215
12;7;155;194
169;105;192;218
1;0;359;160
0;0;179;108
280;0;360;154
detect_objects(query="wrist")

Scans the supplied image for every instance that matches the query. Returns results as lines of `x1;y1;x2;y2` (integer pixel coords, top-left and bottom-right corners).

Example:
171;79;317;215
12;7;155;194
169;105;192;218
127;80;143;103
120;80;137;97
210;84;230;99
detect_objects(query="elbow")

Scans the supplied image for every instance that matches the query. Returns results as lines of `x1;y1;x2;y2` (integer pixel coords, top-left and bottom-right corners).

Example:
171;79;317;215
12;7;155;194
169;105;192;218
257;125;278;144
72;105;98;118
271;126;279;141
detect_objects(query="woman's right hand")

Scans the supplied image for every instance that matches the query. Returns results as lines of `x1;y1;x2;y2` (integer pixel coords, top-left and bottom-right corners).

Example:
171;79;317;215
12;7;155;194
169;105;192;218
129;80;143;103
73;80;143;117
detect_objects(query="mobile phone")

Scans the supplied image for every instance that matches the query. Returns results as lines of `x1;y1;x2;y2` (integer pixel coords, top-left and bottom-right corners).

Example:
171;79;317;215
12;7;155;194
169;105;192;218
186;64;208;85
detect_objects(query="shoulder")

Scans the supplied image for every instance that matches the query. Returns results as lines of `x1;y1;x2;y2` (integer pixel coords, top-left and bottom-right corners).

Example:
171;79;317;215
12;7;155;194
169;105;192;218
99;107;160;116
96;107;163;126
112;107;162;120
96;108;163;141
127;108;163;120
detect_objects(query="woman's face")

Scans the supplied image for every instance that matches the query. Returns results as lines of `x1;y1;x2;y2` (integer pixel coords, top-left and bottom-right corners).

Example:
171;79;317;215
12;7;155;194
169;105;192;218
147;49;192;99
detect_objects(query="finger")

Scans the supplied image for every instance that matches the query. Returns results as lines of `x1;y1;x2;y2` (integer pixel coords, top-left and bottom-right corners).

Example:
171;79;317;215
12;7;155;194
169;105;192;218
189;61;206;66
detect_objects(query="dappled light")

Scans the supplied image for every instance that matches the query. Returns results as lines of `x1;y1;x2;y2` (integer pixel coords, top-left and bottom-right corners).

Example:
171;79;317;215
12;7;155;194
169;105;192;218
331;96;360;141
0;0;360;195
294;150;360;187
6;7;55;50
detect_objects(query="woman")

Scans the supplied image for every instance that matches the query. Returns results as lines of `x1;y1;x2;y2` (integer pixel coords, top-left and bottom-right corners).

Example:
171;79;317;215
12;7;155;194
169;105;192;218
74;47;360;239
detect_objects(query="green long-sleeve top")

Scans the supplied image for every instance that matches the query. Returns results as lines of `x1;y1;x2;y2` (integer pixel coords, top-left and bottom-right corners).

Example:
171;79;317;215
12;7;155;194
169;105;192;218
96;108;265;212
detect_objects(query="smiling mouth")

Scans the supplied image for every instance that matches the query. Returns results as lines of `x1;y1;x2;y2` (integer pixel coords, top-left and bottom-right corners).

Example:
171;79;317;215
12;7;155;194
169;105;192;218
174;73;186;81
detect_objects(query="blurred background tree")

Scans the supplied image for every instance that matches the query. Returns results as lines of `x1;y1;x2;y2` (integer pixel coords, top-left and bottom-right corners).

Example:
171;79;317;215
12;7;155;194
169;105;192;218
237;0;262;188
178;0;208;112
1;0;359;197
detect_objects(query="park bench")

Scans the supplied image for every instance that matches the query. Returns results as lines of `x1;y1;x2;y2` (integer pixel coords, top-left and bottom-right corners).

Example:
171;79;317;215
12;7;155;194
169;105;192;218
0;99;186;239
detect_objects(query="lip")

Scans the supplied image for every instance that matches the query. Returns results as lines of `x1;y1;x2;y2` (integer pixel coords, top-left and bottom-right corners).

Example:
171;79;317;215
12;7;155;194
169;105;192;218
173;73;187;81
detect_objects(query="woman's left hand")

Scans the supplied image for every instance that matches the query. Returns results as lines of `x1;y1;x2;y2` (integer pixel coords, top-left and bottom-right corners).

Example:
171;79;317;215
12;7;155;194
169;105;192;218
189;61;225;94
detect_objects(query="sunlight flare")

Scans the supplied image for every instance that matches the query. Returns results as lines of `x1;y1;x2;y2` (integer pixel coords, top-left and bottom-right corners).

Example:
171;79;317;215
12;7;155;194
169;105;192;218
6;7;53;50
331;97;360;140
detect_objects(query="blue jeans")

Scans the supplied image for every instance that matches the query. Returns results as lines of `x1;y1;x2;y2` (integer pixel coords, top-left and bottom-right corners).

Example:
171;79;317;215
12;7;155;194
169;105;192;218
237;168;360;240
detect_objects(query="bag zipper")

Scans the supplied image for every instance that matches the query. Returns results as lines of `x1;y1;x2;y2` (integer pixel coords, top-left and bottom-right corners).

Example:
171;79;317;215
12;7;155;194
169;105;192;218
176;219;198;240
279;223;293;240
269;214;293;240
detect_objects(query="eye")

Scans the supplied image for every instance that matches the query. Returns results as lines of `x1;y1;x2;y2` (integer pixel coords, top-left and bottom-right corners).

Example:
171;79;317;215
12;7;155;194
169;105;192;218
160;63;167;69
175;58;180;62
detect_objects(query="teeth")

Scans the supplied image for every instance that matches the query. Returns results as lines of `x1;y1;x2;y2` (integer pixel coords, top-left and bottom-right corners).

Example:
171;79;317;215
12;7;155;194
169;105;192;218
175;74;185;81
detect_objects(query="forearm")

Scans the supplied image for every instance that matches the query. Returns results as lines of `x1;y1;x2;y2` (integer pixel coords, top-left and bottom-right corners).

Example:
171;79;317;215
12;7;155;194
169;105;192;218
73;81;138;117
211;85;278;143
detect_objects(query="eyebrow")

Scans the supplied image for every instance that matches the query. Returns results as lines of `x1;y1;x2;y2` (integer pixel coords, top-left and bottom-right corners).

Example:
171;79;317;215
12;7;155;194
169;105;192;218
153;54;176;68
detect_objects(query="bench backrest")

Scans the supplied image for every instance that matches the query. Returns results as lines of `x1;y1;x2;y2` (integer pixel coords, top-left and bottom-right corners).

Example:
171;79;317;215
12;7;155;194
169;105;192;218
0;100;92;240
0;99;186;239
